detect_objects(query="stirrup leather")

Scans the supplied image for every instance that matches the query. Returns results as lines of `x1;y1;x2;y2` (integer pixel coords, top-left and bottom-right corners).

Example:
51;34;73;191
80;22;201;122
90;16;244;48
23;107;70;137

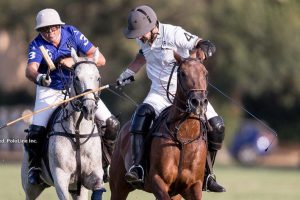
127;165;144;182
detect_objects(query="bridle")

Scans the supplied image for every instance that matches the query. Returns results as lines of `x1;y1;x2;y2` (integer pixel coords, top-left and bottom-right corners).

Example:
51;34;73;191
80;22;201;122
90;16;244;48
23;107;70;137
164;57;209;154
70;61;100;111
167;57;208;114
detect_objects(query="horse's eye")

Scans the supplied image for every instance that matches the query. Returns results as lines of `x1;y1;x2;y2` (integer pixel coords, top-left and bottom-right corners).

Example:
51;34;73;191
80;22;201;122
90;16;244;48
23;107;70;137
180;71;186;78
75;76;79;81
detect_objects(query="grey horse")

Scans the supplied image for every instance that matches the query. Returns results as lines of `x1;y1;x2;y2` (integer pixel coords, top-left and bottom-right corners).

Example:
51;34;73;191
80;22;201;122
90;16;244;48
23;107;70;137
21;48;105;200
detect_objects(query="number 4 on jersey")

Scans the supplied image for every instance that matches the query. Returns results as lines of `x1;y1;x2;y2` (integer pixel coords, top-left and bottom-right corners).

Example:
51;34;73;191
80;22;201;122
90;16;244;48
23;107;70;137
184;32;194;41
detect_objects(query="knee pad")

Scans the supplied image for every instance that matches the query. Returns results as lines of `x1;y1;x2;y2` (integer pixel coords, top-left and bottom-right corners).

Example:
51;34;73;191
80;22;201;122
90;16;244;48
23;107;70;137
130;103;156;135
25;125;46;152
207;116;225;151
103;115;120;140
26;125;46;141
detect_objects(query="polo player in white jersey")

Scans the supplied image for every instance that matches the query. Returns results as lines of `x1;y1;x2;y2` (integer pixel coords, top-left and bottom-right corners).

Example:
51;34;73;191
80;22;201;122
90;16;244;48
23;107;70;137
117;5;226;192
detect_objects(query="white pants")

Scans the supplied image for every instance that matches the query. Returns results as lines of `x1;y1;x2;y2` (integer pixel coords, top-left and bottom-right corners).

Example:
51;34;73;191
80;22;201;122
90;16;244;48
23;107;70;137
143;89;218;119
32;85;112;127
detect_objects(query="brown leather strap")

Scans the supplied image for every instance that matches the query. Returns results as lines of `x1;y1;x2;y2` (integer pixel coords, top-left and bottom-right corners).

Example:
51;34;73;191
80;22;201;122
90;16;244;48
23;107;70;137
75;112;83;196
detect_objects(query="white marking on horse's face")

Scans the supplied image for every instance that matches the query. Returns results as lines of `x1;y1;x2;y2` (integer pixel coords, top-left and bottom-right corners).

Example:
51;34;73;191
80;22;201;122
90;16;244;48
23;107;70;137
74;63;100;120
76;64;100;91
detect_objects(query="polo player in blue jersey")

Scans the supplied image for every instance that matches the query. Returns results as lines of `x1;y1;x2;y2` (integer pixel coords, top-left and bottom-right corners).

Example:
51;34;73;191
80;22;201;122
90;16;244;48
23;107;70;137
25;8;119;185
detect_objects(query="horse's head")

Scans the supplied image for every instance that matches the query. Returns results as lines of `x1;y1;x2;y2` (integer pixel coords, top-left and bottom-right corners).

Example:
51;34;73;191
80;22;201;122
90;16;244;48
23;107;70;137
70;48;101;120
175;55;208;116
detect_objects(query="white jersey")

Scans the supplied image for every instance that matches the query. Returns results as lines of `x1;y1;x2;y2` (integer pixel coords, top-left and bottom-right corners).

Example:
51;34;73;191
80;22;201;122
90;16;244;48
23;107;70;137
136;23;218;119
137;23;199;96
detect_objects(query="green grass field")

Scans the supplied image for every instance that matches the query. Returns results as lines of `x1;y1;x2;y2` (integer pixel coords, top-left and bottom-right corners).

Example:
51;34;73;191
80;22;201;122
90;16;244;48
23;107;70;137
0;163;299;200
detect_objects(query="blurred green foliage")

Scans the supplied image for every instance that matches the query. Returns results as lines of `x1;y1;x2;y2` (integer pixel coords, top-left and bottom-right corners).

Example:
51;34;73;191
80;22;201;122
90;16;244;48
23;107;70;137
0;0;299;141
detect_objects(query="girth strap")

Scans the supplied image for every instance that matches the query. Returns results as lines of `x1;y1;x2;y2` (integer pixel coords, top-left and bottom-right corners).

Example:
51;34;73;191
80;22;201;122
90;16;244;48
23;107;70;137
49;131;99;139
48;129;99;146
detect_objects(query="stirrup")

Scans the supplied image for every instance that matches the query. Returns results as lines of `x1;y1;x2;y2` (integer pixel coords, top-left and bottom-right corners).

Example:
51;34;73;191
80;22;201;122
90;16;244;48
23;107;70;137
103;165;110;183
28;167;42;185
204;173;226;192
127;165;144;183
204;173;216;191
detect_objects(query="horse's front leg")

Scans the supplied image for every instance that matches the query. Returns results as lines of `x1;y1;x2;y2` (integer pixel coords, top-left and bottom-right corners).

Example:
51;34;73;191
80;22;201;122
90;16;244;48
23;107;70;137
49;137;75;200
151;174;172;200
70;186;88;200
53;168;72;200
181;182;203;200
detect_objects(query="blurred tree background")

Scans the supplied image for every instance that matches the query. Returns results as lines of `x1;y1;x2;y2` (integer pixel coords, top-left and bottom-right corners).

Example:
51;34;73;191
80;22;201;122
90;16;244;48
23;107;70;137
0;0;299;145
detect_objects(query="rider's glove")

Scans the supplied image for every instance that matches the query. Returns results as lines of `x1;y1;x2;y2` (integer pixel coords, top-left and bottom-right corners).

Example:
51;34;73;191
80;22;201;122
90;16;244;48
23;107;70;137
117;68;135;86
195;40;216;59
36;73;52;87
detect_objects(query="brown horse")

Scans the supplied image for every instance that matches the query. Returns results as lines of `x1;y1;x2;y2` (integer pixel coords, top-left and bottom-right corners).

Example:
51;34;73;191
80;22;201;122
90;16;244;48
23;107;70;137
109;55;209;200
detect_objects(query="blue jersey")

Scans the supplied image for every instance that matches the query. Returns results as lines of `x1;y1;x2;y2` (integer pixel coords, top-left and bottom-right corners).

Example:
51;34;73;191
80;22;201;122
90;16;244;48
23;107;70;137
27;25;93;90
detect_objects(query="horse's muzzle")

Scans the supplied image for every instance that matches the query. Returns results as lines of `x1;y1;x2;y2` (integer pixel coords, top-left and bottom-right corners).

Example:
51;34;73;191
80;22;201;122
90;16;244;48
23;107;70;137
187;91;208;115
82;98;98;120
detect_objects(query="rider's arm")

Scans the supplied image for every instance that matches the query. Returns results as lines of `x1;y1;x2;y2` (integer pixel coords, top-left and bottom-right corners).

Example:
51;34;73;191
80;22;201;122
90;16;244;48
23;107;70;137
59;46;106;68
85;46;106;67
127;50;146;73
116;51;146;85
25;62;40;83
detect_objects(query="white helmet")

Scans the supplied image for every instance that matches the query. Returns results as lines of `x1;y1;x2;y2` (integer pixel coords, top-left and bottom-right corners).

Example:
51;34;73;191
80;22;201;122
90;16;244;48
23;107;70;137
35;8;65;30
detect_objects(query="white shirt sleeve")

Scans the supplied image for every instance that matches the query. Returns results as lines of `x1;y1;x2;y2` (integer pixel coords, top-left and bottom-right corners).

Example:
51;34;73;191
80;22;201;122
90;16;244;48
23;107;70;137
173;26;199;50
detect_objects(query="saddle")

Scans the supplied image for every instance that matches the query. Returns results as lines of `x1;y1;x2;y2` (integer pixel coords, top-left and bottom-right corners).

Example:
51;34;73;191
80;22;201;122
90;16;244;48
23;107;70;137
39;106;63;186
130;106;207;190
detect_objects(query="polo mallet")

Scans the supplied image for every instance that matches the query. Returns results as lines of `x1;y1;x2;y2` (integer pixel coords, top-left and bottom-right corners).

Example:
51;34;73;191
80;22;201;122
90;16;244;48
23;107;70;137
39;45;56;79
0;84;110;130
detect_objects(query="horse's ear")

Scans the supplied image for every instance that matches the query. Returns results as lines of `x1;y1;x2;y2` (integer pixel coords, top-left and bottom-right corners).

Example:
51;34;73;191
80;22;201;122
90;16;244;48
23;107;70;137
93;47;100;63
173;51;182;63
71;48;79;63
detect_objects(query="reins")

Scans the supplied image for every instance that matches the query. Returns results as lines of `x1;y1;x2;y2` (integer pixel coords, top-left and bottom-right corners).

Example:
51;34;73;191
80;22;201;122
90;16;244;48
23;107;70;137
208;81;278;151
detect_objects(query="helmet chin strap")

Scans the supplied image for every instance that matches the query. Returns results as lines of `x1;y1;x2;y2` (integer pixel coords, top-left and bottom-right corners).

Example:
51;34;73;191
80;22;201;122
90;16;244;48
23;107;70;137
148;26;159;44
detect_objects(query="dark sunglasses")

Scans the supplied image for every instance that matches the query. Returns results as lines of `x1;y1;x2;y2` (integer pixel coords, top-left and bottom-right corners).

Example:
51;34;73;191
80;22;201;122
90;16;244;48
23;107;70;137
38;25;60;33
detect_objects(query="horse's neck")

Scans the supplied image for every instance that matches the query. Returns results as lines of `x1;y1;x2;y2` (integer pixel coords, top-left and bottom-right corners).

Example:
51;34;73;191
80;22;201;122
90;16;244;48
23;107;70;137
168;93;187;119
167;94;197;129
167;105;188;125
